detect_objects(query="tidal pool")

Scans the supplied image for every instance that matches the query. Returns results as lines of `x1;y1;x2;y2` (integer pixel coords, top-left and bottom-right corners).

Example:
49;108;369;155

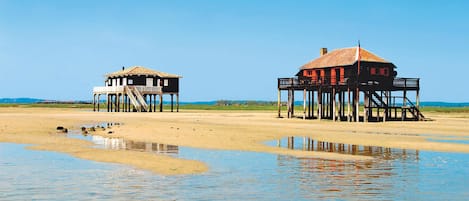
1;133;469;200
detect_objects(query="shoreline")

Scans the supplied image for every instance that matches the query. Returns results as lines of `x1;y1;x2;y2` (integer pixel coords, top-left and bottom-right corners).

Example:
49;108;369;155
1;107;469;175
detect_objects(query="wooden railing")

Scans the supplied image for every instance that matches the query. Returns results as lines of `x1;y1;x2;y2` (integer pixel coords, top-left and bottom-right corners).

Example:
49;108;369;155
393;78;419;89
93;86;162;94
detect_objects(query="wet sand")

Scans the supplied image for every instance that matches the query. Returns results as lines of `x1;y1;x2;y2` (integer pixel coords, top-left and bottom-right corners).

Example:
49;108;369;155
1;107;468;174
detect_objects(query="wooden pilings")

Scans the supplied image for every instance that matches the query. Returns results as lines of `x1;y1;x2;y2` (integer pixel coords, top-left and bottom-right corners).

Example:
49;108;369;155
93;92;179;113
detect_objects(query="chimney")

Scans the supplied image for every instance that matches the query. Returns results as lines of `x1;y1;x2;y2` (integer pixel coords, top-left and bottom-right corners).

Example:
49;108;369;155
320;48;328;56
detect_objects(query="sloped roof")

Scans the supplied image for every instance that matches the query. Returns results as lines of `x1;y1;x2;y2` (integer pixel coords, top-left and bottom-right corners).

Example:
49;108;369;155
300;47;392;70
106;66;182;78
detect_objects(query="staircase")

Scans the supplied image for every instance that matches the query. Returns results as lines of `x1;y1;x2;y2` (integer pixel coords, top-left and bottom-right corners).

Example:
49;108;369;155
131;87;149;111
124;86;148;112
403;97;426;121
368;91;426;121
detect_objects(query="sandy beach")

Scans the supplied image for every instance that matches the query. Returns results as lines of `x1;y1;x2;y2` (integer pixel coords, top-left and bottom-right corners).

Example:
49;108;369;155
1;107;468;175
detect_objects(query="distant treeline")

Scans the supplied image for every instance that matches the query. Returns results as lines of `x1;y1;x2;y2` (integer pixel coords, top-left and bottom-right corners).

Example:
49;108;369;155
215;100;277;106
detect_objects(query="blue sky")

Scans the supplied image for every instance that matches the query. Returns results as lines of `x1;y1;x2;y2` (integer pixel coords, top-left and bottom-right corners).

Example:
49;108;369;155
1;0;468;102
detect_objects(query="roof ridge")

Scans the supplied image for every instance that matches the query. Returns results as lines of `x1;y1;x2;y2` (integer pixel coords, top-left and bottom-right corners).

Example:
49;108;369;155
300;47;392;70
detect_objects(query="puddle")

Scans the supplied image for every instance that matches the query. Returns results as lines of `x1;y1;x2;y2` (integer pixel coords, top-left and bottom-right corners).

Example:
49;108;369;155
266;136;419;161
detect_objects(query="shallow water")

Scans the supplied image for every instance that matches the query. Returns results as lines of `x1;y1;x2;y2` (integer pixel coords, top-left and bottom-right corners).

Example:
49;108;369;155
1;133;469;200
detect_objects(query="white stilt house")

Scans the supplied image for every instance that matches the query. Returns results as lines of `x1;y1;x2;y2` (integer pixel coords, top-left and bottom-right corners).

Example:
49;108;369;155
93;66;181;112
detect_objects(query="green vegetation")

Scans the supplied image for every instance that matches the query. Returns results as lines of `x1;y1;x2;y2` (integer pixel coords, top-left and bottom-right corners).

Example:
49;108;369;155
0;103;93;109
1;102;468;113
420;106;469;113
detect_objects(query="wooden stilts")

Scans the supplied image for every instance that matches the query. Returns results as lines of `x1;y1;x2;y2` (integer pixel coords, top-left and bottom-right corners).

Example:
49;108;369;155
287;89;291;118
149;95;152;112
291;90;295;117
93;94;96;112
311;90;314;119
403;88;407;120
277;89;281;118
356;87;360;122
171;94;174;112
159;94;163;112
303;89;306;120
364;91;368;122
318;88;322;120
331;87;337;121
416;87;420;120
347;88;351;122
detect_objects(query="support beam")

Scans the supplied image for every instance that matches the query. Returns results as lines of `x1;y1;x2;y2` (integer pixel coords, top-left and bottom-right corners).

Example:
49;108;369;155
171;94;174;112
291;90;295;117
303;89;306;120
176;93;180;112
277;89;281;118
149;95;152;112
318;88;322;120
364;91;368;122
331;87;336;121
347;88;351;122
93;94;96;112
159;94;163;112
355;87;360;122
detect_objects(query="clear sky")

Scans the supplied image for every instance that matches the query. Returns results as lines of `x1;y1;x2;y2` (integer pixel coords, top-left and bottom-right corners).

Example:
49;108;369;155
1;0;468;102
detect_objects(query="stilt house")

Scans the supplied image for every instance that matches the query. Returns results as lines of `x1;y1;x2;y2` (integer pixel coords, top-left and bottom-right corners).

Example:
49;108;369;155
277;46;425;122
93;66;181;112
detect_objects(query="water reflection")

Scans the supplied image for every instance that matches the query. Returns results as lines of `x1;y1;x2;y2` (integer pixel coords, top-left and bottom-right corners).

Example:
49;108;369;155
269;136;419;160
70;134;179;155
2;133;469;200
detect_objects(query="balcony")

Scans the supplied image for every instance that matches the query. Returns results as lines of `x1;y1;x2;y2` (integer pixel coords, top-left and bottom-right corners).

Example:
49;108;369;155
93;86;163;94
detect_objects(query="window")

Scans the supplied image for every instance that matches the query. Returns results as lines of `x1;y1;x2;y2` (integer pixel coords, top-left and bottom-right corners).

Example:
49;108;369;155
164;79;168;86
383;68;389;76
307;70;312;76
370;67;377;75
128;79;133;85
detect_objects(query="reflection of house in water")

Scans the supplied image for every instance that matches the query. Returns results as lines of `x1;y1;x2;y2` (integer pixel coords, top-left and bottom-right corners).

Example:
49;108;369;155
281;136;419;160
91;135;179;154
275;137;420;196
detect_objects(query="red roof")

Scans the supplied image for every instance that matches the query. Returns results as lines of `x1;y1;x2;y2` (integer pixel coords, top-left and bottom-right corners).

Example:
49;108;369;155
300;47;391;69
